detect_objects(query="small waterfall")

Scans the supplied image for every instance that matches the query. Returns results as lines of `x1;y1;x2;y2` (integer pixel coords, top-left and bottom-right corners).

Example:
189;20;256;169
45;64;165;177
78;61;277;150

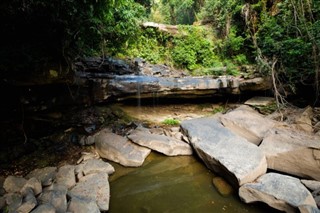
152;91;159;108
137;81;141;107
136;77;142;119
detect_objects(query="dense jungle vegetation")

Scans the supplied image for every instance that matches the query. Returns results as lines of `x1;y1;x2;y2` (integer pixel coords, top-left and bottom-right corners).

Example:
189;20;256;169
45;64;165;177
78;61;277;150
1;0;319;103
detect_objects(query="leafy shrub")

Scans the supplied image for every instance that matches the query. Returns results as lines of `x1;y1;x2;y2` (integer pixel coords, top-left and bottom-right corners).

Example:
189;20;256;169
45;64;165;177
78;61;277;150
162;118;180;125
212;106;226;114
171;26;218;70
121;25;245;76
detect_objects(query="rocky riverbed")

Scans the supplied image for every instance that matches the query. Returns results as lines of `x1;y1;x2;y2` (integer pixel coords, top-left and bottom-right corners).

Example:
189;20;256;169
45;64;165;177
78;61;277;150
1;97;320;212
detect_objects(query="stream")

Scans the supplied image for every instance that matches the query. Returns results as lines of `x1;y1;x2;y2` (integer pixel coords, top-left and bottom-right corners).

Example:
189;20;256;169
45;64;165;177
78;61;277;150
107;100;279;213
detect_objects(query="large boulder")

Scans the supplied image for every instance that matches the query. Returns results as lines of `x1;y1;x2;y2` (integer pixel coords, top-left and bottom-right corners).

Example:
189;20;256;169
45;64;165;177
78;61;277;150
239;173;318;213
259;127;320;181
95;129;151;167
128;127;193;156
220;105;277;145
180;116;267;186
68;172;110;211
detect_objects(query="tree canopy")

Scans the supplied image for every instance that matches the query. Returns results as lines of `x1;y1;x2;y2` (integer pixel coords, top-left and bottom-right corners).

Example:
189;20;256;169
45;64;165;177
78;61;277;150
0;0;144;79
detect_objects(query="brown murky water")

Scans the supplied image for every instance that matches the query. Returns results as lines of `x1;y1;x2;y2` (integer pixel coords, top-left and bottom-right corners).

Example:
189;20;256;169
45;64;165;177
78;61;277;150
109;152;276;213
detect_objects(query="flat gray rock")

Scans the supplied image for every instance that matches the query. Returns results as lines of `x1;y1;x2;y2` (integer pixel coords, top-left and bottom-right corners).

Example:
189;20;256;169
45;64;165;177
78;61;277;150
220;105;277;145
95;129;151;167
259;127;320;181
239;173;318;213
68;172;110;211
128;127;192;156
181;117;267;186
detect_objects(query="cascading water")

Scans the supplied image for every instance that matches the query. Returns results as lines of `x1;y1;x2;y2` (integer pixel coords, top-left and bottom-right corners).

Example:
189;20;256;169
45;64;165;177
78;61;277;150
136;76;142;119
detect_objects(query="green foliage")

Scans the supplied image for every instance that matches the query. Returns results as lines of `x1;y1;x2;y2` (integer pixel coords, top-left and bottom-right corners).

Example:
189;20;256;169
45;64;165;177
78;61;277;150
121;24;244;76
212;106;226;114
198;0;319;99
0;0;145;78
149;0;203;25
253;102;278;115
121;28;172;64
171;26;224;70
162;118;180;125
198;0;244;37
254;0;320;93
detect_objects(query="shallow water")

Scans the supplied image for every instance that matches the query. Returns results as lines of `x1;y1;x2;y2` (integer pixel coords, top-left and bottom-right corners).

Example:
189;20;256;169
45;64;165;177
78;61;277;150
109;152;277;213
